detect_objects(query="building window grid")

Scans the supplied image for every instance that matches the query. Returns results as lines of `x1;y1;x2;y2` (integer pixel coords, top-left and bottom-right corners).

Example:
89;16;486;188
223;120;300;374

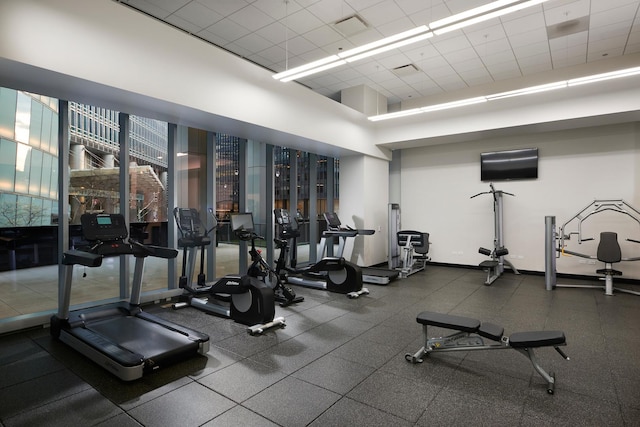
2;92;337;236
0;92;59;227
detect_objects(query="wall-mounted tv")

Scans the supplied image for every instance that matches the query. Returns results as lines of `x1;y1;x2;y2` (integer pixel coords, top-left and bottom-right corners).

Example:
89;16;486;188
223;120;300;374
480;148;538;181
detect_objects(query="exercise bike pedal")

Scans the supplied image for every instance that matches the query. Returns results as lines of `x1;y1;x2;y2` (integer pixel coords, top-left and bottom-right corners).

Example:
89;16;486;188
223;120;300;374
347;287;370;299
172;301;189;310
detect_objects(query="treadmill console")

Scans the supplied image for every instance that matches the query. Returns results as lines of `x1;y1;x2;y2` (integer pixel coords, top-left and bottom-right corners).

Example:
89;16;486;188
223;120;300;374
175;208;201;235
275;208;290;225
324;212;342;229
274;209;300;239
81;213;129;242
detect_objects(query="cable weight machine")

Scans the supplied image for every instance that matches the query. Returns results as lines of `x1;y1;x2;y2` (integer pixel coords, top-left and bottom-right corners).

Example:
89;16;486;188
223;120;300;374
545;199;640;296
471;184;519;285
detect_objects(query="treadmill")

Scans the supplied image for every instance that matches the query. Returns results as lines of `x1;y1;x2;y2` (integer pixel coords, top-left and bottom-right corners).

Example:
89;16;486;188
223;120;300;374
50;213;210;381
322;212;399;285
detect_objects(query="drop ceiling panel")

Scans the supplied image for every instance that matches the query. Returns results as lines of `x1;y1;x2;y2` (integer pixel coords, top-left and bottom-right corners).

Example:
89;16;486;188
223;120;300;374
115;0;640;108
502;13;547;36
197;0;250;16
173;2;222;29
359;2;406;27
132;0;189;15
253;0;302;20
307;0;356;23
207;18;251;42
544;0;591;26
229;5;274;32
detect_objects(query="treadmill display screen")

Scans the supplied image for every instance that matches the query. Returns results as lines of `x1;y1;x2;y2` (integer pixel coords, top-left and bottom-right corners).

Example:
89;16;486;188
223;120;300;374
324;212;341;228
97;216;112;225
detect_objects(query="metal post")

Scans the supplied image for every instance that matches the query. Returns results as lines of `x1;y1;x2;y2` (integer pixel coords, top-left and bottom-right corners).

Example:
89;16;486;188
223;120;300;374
545;216;556;291
388;203;400;269
495;191;505;275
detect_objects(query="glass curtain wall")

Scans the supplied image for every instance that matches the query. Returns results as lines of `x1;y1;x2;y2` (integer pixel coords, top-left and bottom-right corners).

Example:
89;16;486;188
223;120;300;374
215;133;241;276
0;89;59;319
0;87;338;328
271;147;337;267
128;115;169;292
0;88;170;323
295;151;310;264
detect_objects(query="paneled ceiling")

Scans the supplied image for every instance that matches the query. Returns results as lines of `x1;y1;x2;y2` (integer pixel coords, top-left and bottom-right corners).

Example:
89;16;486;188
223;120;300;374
116;0;640;108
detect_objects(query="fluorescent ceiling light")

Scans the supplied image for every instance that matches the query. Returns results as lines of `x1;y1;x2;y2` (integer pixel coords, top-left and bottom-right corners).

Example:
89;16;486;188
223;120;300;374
429;0;522;30
279;59;346;82
431;0;550;35
368;66;640;122
337;26;429;60
370;97;486;121
486;81;567;100
274;0;549;82
274;27;431;82
567;66;640;86
421;97;487;113
368;108;423;122
273;55;341;81
344;32;433;63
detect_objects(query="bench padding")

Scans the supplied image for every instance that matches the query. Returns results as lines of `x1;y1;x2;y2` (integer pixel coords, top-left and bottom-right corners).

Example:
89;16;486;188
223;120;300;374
509;331;566;348
478;322;504;341
479;260;499;268
416;311;480;332
416;312;565;348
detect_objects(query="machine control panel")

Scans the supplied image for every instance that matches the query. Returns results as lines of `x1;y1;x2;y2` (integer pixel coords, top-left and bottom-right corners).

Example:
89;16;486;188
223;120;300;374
80;213;129;242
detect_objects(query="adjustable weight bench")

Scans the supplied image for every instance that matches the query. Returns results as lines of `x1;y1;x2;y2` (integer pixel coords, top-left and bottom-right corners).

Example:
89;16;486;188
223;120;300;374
405;311;569;394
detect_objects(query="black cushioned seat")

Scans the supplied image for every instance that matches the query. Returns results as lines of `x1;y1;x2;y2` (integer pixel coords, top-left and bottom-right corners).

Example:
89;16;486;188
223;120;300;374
509;331;565;348
478;322;504;341
416;312;480;332
479;260;499;268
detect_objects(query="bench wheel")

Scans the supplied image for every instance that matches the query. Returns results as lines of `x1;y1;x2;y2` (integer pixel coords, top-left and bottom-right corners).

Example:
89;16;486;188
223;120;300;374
547;372;556;395
405;353;423;363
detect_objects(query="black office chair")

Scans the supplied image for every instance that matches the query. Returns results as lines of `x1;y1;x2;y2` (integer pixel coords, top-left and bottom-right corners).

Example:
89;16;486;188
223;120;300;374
596;231;622;295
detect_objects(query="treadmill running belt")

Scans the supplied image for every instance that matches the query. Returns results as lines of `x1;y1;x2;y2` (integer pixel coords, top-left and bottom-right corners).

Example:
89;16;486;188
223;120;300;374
87;316;199;360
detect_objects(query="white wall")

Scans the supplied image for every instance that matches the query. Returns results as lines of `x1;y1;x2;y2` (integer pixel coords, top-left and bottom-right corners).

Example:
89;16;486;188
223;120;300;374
338;155;389;267
0;0;390;161
400;122;640;279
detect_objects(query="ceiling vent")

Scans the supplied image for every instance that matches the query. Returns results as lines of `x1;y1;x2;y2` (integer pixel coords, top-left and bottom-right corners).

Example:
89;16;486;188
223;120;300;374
547;16;589;39
334;15;368;37
392;64;420;77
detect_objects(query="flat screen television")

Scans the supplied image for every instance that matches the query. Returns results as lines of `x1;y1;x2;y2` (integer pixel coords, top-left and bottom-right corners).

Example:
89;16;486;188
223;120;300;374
480;148;538;181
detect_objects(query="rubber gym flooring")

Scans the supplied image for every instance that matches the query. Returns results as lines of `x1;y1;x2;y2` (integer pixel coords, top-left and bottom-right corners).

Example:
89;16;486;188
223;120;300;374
1;265;639;426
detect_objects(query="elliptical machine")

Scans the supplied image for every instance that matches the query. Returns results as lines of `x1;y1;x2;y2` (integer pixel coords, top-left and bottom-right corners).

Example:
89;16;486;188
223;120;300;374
471;184;520;285
273;209;368;299
230;212;304;307
173;208;284;335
